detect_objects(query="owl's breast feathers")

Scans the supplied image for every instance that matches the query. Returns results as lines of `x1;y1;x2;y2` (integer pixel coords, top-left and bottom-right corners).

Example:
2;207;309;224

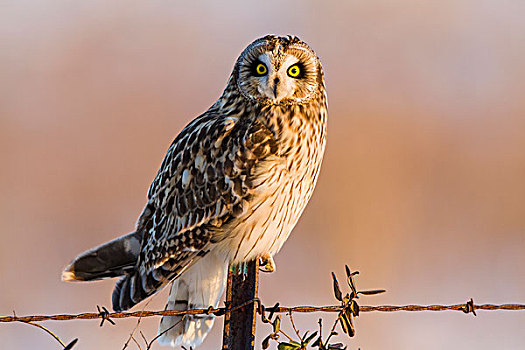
134;89;326;290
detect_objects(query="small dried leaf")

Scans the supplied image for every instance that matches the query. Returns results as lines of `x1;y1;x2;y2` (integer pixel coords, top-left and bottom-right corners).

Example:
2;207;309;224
303;331;318;345
345;265;351;279
331;273;343;302
278;342;301;350
302;331;309;339
64;339;78;350
345;266;359;277
347;272;357;297
339;310;355;337
358;289;386;295
350;300;359;317
262;335;272;349
328;343;347;349
311;336;322;347
273;315;281;333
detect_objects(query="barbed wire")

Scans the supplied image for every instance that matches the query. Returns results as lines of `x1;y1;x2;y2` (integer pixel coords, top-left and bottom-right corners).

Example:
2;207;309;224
2;299;524;324
3;265;525;350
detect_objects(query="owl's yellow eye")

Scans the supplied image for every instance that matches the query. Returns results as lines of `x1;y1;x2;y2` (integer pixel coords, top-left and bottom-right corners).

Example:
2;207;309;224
287;64;301;78
254;63;268;76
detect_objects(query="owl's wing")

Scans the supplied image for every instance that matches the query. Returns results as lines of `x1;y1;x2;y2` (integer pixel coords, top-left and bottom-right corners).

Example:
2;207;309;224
112;110;278;311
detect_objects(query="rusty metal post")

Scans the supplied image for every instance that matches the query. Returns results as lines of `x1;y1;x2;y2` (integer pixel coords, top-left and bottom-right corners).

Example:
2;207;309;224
222;259;259;350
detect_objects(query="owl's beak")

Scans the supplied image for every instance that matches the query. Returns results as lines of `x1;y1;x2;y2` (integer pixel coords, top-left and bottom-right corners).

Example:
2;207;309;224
261;75;286;102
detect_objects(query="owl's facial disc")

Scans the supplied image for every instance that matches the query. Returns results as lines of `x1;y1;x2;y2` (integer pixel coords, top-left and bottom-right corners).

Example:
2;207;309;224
236;37;320;104
253;54;303;102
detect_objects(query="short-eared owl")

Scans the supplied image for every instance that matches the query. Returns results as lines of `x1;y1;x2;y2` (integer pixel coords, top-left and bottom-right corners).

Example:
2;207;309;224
63;35;327;348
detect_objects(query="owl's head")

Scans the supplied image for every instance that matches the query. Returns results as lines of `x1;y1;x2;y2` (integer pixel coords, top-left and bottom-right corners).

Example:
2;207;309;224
233;35;324;105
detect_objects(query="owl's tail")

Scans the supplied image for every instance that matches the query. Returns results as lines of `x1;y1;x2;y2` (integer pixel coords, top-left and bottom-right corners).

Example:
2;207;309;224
62;231;142;282
62;233;227;348
157;251;228;348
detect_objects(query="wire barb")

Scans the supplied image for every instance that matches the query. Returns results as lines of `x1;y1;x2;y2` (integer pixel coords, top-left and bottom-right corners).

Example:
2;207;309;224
97;305;115;327
461;298;477;316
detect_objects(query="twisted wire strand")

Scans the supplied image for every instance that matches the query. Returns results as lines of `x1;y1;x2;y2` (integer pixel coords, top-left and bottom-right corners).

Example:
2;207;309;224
1;301;524;324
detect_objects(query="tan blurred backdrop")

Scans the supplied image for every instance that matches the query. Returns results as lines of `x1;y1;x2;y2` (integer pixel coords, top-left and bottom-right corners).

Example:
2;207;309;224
1;1;524;349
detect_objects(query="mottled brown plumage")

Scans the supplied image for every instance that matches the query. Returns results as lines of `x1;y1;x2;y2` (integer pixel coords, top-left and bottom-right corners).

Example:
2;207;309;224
63;35;327;348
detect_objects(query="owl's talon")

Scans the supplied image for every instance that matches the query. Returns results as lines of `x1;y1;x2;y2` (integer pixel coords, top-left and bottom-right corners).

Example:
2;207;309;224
259;255;276;273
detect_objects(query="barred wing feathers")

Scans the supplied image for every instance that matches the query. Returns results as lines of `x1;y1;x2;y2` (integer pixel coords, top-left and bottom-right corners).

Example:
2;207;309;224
112;110;277;311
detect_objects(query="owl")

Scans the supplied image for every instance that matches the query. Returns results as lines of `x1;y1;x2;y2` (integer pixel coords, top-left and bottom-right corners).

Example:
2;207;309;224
62;35;327;348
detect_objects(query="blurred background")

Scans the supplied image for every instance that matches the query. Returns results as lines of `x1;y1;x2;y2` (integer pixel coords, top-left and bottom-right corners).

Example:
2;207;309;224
1;1;524;349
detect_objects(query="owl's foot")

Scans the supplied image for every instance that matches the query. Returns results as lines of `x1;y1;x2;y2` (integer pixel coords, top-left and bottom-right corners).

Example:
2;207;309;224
259;254;276;273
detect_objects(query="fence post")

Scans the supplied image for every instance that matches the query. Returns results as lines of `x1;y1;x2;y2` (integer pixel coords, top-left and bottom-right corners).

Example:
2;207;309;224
222;259;259;350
